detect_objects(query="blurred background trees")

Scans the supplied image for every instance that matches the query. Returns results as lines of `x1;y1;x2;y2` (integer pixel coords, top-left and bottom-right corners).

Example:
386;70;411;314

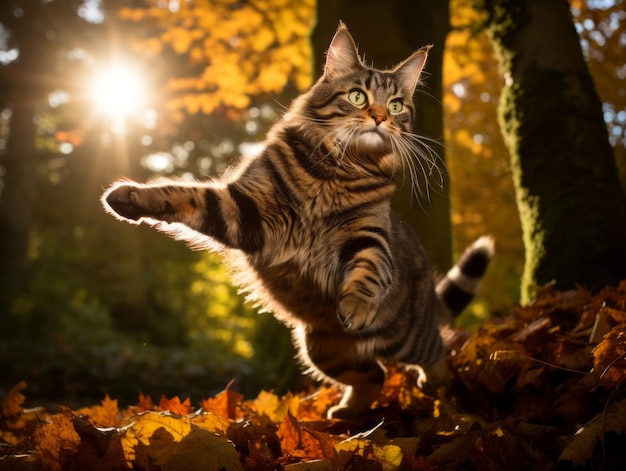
0;0;624;404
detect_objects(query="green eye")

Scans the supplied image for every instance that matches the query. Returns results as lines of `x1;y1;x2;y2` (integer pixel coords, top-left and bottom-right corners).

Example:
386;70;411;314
388;99;403;114
348;89;367;107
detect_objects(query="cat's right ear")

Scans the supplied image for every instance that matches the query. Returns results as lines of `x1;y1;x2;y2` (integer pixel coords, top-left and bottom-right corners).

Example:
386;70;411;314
324;22;361;78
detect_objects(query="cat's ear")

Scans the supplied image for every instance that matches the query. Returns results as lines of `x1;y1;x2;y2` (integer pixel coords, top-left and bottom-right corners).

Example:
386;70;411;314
394;45;431;95
324;22;362;78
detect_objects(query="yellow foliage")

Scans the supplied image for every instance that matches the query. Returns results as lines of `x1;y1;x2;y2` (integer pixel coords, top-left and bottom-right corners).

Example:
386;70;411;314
119;0;315;115
253;27;276;52
445;0;525;314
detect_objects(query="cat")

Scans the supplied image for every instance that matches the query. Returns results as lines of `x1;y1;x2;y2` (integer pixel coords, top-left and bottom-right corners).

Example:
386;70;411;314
101;23;493;419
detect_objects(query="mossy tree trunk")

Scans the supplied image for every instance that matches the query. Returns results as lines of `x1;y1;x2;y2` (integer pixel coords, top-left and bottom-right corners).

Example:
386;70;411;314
483;0;626;302
313;0;452;272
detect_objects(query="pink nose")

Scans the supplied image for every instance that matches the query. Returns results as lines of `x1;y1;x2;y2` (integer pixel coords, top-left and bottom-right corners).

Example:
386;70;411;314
371;115;387;125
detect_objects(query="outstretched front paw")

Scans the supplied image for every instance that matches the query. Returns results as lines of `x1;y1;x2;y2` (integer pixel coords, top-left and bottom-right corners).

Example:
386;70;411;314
102;183;165;222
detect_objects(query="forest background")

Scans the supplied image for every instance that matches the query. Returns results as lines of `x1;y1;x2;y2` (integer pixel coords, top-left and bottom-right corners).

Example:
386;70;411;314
0;0;624;406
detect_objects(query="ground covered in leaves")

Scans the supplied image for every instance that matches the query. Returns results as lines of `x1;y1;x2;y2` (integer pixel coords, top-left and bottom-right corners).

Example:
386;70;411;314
2;281;626;470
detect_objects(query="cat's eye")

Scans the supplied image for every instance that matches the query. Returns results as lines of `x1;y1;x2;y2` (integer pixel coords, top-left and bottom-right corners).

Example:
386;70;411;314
388;99;403;114
348;89;367;107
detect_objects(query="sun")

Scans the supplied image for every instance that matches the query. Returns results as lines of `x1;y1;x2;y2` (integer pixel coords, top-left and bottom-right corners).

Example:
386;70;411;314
92;65;144;120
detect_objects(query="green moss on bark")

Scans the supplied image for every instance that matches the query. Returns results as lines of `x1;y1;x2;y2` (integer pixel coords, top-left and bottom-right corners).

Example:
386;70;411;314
487;0;626;302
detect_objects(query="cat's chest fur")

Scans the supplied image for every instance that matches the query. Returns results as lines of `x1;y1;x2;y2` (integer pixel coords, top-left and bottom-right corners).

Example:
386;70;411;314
241;195;391;328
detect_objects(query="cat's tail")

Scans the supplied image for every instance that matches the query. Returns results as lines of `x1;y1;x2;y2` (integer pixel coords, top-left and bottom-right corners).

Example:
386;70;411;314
436;236;495;317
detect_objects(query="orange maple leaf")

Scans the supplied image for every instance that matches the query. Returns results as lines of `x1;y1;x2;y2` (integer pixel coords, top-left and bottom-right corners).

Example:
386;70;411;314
77;395;120;428
32;411;81;471
277;411;336;461
201;388;244;420
1;381;27;420
592;325;626;389
159;395;193;415
135;393;156;412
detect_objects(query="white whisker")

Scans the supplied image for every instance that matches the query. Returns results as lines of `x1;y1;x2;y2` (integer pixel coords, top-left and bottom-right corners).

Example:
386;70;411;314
390;130;447;206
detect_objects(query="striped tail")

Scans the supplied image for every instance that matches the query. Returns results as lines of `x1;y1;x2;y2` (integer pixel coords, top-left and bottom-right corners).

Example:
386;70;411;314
436;236;495;316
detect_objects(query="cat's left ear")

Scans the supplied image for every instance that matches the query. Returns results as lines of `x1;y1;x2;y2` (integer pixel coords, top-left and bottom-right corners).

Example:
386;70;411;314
324;22;362;78
394;45;432;95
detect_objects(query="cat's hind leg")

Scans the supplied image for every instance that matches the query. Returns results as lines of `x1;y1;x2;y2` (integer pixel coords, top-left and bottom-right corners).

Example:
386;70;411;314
295;327;385;420
325;363;385;420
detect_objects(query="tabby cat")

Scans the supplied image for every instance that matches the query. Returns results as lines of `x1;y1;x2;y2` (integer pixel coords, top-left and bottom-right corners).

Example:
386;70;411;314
102;24;493;419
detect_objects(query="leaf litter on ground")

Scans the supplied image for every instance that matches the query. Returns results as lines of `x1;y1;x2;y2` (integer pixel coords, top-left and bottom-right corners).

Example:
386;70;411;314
2;280;626;470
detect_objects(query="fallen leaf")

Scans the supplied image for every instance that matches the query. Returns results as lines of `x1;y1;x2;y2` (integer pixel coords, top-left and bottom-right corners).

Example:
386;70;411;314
120;411;192;466
201;386;244;420
247;390;299;423
159;395;193;415
277;411;336;461
560;396;626;466
191;411;230;436
372;443;403;471
0;381;27;420
592;326;626;388
70;416;127;470
77;395;120;427
32;412;81;471
134;393;156;413
151;425;244;471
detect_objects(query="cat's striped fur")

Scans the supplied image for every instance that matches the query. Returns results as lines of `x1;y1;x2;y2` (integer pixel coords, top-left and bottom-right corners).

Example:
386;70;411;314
102;24;493;419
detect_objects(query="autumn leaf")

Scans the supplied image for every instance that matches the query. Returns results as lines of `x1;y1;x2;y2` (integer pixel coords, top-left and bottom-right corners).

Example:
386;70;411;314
70;415;127;470
191;412;231;437
246;390;299;423
0;381;27;420
592;325;626;389
77;395;120;427
145;425;244;471
159;395;193;415
277;411;337;462
227;417;282;468
296;386;343;420
201;383;244;420
121;411;192;466
134;392;156;412
560;397;626;466
5;280;626;469
32;411;81;471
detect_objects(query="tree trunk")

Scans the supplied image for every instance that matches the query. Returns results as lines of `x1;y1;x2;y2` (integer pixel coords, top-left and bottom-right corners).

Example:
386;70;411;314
483;0;626;302
0;61;39;309
313;0;452;272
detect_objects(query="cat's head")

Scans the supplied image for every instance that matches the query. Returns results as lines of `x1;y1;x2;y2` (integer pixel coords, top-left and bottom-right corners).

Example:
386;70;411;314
294;23;430;166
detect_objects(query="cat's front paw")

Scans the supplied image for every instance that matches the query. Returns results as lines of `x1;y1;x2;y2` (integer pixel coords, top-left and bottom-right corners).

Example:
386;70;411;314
337;293;379;331
103;184;161;222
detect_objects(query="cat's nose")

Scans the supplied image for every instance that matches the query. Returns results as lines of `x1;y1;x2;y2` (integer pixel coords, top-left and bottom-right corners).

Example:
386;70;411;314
371;114;387;126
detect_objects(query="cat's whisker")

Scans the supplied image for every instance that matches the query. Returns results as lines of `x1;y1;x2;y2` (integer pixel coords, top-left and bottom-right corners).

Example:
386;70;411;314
392;135;429;199
401;132;446;174
391;131;448;206
399;132;446;184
